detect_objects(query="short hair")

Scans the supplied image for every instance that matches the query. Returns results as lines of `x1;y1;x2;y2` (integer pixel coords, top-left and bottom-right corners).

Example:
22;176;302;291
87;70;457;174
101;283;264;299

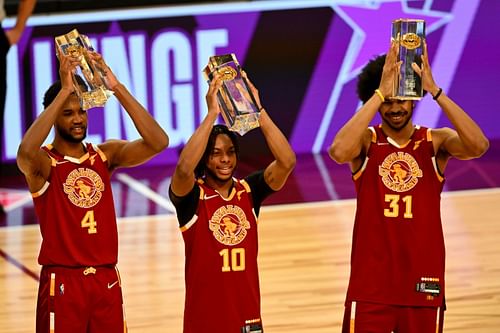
43;75;88;108
194;124;240;178
357;54;385;104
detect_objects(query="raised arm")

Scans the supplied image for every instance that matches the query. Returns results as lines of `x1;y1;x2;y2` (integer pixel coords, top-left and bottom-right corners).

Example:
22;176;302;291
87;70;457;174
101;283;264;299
329;42;399;167
169;73;223;197
91;52;169;169
16;48;78;191
5;0;36;45
244;72;296;191
412;41;489;161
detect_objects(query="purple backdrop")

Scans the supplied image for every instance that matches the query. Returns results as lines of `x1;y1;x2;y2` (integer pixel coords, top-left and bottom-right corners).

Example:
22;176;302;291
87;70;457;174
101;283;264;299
1;0;497;165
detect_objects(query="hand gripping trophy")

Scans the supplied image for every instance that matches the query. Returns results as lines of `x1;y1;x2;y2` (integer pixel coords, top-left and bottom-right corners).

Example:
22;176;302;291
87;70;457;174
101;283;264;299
203;53;261;136
55;29;113;110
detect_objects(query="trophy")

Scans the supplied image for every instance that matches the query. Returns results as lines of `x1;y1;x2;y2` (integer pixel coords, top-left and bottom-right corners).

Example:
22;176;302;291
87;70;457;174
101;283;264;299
55;29;113;110
391;19;426;100
203;53;260;136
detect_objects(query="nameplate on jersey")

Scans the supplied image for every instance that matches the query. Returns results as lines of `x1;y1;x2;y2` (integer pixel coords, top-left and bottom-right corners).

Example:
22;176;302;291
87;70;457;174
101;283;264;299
415;282;440;295
241;318;263;333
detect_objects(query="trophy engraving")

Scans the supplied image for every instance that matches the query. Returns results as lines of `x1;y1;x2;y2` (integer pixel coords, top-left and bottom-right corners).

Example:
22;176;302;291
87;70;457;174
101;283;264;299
203;53;260;136
391;19;425;100
55;29;113;110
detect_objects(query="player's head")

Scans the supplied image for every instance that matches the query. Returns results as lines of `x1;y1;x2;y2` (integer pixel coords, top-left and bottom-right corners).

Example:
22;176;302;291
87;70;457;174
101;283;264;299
357;54;414;131
43;75;89;143
195;124;240;182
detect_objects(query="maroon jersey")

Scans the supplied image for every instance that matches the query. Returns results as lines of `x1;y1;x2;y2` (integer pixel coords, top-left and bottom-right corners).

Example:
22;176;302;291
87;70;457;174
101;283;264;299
181;178;262;333
346;125;445;307
33;143;118;266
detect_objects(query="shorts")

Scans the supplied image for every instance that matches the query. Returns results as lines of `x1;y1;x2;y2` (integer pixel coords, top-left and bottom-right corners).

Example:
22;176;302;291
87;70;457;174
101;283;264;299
36;265;127;333
342;300;444;333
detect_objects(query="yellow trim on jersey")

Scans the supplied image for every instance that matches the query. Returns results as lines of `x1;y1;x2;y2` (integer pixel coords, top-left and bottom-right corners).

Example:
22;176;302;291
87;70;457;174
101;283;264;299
180;214;198;232
224;187;237;201
64;152;90;164
31;181;50;198
387;136;412;149
93;144;108;162
50;312;55;333
240;179;251;193
50;155;57;167
435;307;441;333
432;156;444;182
115;266;122;287
350;301;356;333
369;126;377;143
352;157;369;181
49;273;55;296
426;129;444;182
199;187;205;200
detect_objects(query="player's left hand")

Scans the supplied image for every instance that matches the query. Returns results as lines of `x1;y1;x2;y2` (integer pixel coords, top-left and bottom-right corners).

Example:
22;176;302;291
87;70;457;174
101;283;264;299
241;70;262;109
411;41;440;95
87;51;120;90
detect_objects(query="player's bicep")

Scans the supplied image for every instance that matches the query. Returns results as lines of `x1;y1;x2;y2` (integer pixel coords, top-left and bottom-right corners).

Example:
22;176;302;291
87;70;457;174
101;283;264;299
17;149;51;192
101;139;158;169
437;128;473;160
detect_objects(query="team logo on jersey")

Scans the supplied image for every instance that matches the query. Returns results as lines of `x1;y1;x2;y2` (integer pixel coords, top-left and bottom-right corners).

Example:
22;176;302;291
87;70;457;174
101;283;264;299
63;168;105;208
209;205;250;246
379;152;423;192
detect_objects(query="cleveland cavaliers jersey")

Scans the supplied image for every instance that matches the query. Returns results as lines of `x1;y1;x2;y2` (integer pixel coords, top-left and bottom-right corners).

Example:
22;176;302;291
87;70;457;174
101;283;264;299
33;143;118;266
346;125;445;307
181;178;262;333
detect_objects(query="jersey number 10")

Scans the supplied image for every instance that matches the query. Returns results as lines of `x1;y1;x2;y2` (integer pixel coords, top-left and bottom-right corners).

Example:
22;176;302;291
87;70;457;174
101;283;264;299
219;248;246;272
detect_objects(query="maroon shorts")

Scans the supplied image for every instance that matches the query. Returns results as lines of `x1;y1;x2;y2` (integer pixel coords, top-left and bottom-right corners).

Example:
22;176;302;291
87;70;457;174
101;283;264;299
342;301;444;333
36;265;127;333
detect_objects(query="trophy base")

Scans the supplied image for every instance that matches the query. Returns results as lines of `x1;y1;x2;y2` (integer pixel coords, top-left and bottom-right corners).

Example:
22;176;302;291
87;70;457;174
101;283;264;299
80;86;114;110
229;112;261;136
388;95;423;101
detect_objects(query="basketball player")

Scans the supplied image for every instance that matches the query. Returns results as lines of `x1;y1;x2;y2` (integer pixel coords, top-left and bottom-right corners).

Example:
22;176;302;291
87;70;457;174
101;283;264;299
16;47;168;332
328;41;489;333
169;70;296;332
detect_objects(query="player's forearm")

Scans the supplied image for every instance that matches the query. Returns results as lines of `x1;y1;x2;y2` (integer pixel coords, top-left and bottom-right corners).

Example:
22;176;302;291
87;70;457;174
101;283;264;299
437;92;489;157
18;88;71;154
259;109;296;171
113;84;169;153
329;94;379;163
14;0;36;29
176;111;218;175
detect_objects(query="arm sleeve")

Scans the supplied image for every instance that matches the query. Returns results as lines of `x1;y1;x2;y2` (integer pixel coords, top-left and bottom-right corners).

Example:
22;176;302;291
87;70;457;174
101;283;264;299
245;170;275;217
168;183;200;227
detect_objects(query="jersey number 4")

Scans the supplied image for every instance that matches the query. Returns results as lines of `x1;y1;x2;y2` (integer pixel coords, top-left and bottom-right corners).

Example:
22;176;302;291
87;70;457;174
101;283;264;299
384;194;413;219
219;248;245;272
81;210;97;234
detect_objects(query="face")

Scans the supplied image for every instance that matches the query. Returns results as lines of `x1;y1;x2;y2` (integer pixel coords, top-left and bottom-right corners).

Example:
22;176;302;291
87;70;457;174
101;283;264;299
379;99;414;131
205;134;237;184
54;94;88;143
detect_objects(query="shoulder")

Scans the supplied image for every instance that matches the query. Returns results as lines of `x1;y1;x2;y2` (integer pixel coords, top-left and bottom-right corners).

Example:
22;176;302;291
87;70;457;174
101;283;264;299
430;127;456;146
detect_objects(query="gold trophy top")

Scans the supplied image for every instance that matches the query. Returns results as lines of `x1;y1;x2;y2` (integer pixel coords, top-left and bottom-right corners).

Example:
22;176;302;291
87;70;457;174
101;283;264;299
203;53;240;82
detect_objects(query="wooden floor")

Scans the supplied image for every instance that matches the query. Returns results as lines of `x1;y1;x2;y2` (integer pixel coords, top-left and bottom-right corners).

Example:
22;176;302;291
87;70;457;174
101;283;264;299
1;188;500;332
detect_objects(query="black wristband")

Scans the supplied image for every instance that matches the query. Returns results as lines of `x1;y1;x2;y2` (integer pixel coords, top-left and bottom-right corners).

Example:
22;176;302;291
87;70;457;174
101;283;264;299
432;88;443;100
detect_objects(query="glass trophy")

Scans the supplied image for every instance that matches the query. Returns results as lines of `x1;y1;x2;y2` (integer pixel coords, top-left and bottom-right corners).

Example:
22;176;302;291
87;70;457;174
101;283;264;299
55;29;113;110
203;53;260;136
391;19;426;100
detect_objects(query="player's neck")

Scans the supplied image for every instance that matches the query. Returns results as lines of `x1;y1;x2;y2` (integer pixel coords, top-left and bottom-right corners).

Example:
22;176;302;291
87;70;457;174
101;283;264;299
51;139;87;158
205;176;234;198
381;122;415;146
